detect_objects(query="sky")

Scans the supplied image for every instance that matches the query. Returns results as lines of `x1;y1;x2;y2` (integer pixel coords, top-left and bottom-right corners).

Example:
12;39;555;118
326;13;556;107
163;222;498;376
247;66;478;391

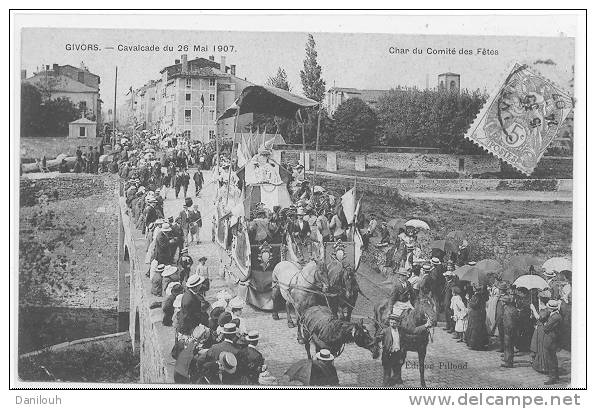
20;28;575;112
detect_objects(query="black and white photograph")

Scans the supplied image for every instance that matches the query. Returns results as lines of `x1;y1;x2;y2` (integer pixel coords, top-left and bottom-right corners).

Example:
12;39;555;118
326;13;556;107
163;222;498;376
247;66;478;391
10;11;586;392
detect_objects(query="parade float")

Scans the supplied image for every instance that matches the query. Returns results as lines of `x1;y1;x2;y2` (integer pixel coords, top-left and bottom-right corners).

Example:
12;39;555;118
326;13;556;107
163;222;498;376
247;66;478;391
214;85;363;310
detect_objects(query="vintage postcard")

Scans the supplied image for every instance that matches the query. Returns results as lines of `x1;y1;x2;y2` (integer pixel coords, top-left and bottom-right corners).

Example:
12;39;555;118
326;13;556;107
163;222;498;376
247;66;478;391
10;11;586;394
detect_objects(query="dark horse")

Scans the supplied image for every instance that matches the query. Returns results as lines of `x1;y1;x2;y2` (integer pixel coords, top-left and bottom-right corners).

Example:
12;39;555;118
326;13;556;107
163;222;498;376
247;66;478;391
327;262;363;322
299;305;380;360
373;295;438;387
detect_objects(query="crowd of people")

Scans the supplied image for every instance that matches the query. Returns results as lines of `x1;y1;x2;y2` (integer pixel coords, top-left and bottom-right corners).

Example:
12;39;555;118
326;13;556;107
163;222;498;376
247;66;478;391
114;131;342;386
372;224;572;386
109;128;572;387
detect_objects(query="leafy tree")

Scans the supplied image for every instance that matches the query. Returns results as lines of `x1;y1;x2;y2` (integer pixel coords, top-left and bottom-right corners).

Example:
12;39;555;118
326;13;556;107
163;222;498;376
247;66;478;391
300;34;326;102
266;67;292;91
39;97;80;137
333;98;377;149
375;88;487;154
21;83;42;136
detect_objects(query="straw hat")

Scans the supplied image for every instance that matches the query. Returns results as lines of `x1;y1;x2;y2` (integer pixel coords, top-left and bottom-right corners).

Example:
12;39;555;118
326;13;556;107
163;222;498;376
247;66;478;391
164;281;181;296
161;265;178;277
218;352;237;374
246;330;260;342
160;223;172;232
229;297;245;310
314;349;334;361
222;322;238;335
186;274;206;288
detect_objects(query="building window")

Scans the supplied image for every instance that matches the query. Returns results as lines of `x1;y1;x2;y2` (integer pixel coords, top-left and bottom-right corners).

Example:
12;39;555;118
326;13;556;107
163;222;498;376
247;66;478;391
209;130;215;140
79;127;86;137
210;110;215;121
79;101;87;111
186;78;192;88
185;93;191;101
209;93;215;102
458;158;465;172
185;109;191;121
209;78;216;87
183;130;191;138
450;80;457;91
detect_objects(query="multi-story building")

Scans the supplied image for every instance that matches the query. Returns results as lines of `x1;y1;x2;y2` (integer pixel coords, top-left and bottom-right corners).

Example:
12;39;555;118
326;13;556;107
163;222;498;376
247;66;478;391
127;54;253;143
324;87;390;115
22;63;102;124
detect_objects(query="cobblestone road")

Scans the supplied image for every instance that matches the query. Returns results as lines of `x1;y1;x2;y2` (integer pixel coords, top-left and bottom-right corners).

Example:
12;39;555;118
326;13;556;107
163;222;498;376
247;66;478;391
158;169;571;388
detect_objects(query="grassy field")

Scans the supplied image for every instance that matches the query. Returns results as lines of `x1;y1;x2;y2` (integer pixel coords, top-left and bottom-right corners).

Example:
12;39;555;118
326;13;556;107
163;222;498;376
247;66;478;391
325;184;572;262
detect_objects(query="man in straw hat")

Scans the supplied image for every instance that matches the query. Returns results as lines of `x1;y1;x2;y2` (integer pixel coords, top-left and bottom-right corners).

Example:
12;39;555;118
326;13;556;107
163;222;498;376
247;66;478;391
236;330;265;385
207;322;240;361
177;274;209;335
543;299;562;385
310;349;339;386
199;351;238;385
153;222;177;265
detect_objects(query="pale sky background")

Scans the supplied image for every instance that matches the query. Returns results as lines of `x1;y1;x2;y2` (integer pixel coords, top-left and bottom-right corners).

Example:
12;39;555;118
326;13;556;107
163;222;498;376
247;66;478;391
20;28;575;111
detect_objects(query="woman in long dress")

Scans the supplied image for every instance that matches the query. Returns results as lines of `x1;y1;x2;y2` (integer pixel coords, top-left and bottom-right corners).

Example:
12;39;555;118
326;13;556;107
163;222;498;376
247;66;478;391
530;308;551;373
485;283;501;337
465;284;489;350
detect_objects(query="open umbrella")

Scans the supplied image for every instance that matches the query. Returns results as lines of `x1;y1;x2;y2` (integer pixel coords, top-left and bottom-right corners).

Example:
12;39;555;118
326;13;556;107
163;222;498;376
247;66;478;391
513;274;549;290
430;239;459;255
475;259;502;275
459;266;490;285
542;257;572;274
506;254;544;278
453;264;474;280
284;359;313;385
405;219;430;230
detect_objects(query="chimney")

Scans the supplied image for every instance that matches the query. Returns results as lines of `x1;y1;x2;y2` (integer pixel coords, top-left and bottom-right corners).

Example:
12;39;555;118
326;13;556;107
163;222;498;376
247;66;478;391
175;59;180;65
53;63;59;72
220;56;226;73
21;69;26;80
230;64;236;76
181;54;188;73
209;55;215;61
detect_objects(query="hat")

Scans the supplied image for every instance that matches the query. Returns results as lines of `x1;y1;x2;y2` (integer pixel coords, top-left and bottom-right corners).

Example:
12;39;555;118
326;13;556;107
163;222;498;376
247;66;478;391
460;240;469;249
547;299;561;310
216;289;233;301
160;223;172;232
186;274;206;288
229;297;245;310
246;330;260;342
165;281;181;296
389;313;400;321
173;294;183;309
168;216;175;223
297;207;306;216
211;299;228;309
180;247;189;256
161;265;178;277
295;164;304;169
218;311;233;327
406;244;415;250
258;146;272;156
198;256;207;263
467;261;477;266
218;352;237;374
431;257;441;265
422;264;432;271
155;264;166;273
543;270;557;278
313;186;325;193
443;270;455;277
397;268;410;277
222;322;238;335
315;349;334;361
184;197;193;207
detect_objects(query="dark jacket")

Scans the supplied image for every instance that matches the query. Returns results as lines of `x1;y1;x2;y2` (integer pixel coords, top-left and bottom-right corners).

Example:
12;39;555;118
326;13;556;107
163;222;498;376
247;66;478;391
380;326;400;366
310;360;339;386
177;288;209;335
206;339;240;361
154;230;176;265
543;311;562;350
236;345;264;385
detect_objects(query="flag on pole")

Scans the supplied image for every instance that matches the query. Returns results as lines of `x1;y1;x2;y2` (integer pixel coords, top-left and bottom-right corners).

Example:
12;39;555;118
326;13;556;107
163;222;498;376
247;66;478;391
341;188;356;227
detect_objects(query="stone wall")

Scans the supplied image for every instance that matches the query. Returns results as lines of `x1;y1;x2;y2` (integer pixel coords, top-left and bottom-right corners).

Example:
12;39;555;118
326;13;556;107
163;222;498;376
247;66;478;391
276;149;500;175
120;198;169;383
21;137;102;160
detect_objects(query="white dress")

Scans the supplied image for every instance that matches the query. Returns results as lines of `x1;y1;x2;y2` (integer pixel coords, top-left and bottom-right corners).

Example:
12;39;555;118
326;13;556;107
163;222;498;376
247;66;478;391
451;295;468;332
